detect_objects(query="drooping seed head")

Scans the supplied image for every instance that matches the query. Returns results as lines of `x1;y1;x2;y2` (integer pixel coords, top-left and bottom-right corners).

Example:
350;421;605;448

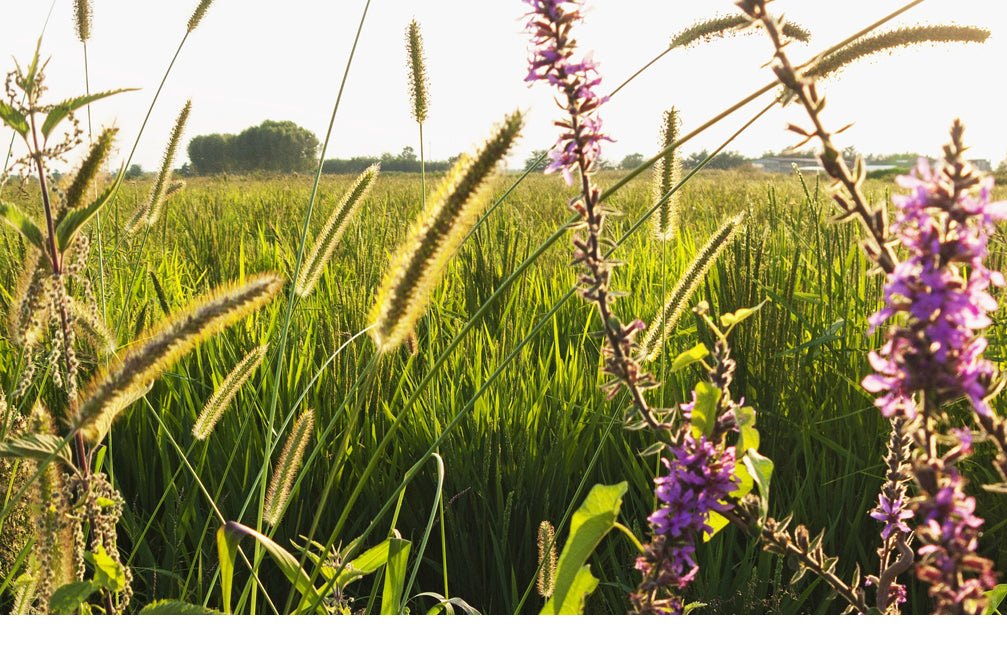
62;127;117;216
187;0;214;33
670;13;810;49
130;100;190;233
264;409;315;527
192;345;267;441
369;111;523;353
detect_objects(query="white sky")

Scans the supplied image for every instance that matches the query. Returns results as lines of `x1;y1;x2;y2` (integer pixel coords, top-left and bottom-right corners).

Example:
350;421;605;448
2;0;1006;172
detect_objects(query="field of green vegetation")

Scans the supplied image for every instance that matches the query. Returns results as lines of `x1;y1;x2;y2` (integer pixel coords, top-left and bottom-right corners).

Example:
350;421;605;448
4;167;1004;613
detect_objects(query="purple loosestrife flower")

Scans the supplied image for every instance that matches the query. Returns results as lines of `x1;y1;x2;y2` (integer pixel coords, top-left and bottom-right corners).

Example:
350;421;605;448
523;0;612;184
862;157;1007;420
632;423;739;614
870;493;913;541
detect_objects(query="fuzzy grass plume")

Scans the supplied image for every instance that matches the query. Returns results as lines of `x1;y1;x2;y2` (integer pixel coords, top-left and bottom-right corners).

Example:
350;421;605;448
536;520;557;599
369;111;523;353
406;19;430;125
640;213;743;361
74;0;92;43
192;345;267;441
805;25;990;81
670;13;809;49
652;108;681;241
187;0;214;33
264;409;315;527
127;100;190;233
70;272;283;445
62;127;116;215
295;163;379;297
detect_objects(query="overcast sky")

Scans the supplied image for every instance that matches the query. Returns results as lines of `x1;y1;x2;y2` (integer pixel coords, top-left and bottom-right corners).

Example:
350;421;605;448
2;0;1005;172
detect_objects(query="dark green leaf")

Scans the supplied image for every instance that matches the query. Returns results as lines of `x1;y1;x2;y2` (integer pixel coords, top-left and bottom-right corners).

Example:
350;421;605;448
41;89;137;139
541;482;627;615
0;433;73;466
85;546;126;593
49;581;97;615
0;102;29;136
0;201;45;251
671;343;709;373
336;539;391;591
744;450;774;519
215;524;239;614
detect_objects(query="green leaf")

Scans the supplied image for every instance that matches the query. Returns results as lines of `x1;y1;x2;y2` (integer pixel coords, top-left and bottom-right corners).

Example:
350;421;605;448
380;537;412;615
138;600;219;615
0;201;45;251
744;450;775;520
49;581;98;615
670;343;709;373
336;539;391;591
735;406;760;455
216;521;327;615
0;101;28;136
720;299;767;330
85;546;126;593
541;482;627;615
56;165;124;252
41;89;137;139
983;584;1007;615
690;381;722;439
703;511;730;542
730;463;754;499
0;433;73;466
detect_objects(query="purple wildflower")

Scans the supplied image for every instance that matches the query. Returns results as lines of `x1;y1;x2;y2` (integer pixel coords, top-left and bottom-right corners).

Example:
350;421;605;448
631;432;739;614
523;0;612;184
869;493;913;541
862;157;1007;419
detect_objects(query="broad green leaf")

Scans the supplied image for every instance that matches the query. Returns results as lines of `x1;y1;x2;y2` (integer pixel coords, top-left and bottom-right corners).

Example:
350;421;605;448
730;463;754;499
49;581;97;615
744;450;775;520
85;546;125;593
638;441;667;458
0;434;73;466
689;381;722;439
0;101;28;136
41;89;136;139
541;482;627;615
670;343;709;373
720;299;767;330
216;521;326;614
21;38;43;96
381;537;412;615
336;539;391;591
735;406;760;455
984;584;1007;615
549;565;599;615
138;600;219;615
0;201;45;251
703;511;730;542
56;165;124;252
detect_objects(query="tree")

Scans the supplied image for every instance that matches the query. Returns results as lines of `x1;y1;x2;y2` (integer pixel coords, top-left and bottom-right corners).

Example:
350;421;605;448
125;163;144;180
524;149;549;172
683;149;749;170
620;153;644;170
187;133;233;175
186;121;319;175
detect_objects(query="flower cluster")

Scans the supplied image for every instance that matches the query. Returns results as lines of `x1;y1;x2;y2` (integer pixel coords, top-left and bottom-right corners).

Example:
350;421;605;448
862;155;1007;420
523;0;611;184
913;428;997;613
631;429;738;614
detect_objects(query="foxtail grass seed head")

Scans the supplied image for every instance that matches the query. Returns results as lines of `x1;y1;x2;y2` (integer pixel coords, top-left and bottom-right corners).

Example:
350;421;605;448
63;127;116;214
806;25;990;81
130;100;190;233
669;13;809;49
264;409;315;527
192;345;267;441
536;521;557;598
187;0;213;33
70;272;283;446
369;111;523;353
295;163;379;297
406;19;430;125
640;213;744;361
653;108;681;241
74;0;92;43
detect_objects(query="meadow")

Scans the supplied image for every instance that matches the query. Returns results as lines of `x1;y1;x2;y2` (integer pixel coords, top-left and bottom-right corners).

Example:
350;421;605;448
4;165;1004;613
2;0;1006;617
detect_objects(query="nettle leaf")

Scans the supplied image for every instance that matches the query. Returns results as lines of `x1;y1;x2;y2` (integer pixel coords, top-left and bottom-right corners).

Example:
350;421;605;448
85;546;126;593
541;482;627;615
0;101;29;136
56;165;124;252
735;406;760;455
984;584;1007;615
689;381;722;439
671;343;708;373
0;433;73;466
720;299;767;330
0;201;45;251
138;600;219;615
41;89;136;139
744;450;774;520
49;581;98;615
730;463;754;499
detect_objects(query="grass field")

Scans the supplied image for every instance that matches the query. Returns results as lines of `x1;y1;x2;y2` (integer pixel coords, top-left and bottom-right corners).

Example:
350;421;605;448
4;165;1004;614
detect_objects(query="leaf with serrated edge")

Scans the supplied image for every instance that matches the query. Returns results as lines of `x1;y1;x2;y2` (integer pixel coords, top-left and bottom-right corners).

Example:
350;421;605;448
56;165;124;252
49;581;97;615
41;89;137;138
0;201;44;251
0;434;73;466
0;102;28;136
671;343;709;373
